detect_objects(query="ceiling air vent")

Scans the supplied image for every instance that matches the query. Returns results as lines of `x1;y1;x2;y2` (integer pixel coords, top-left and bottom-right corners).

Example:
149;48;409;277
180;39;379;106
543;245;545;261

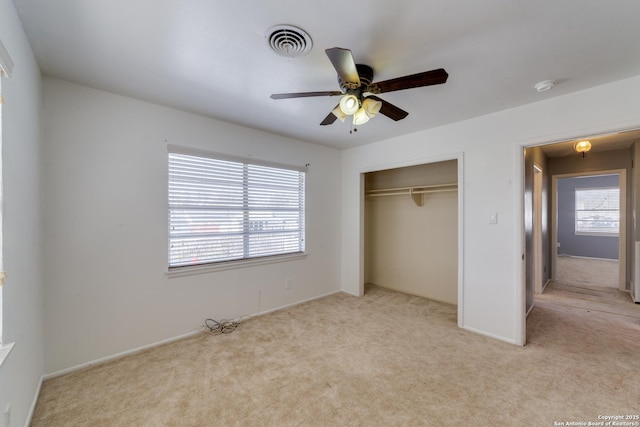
265;25;312;58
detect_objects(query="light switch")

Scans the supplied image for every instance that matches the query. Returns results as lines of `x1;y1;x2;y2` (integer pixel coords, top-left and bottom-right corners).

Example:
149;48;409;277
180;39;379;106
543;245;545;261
489;213;498;224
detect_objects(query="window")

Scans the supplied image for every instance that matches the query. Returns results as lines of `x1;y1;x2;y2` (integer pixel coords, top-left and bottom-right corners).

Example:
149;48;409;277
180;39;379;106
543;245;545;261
168;147;306;270
575;187;619;236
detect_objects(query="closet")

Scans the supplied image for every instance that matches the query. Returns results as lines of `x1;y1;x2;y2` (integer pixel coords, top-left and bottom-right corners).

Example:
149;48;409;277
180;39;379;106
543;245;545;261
364;160;458;305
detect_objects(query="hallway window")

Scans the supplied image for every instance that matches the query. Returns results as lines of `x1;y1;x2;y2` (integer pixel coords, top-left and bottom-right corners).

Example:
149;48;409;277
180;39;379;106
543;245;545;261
575;187;619;236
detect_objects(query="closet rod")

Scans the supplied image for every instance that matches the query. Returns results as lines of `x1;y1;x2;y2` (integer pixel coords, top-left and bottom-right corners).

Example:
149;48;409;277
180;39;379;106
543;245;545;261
365;183;457;207
366;188;456;197
366;183;457;196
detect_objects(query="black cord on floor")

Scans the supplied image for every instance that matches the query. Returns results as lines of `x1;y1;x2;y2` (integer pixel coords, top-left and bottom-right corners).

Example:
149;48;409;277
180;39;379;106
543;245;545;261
204;318;237;335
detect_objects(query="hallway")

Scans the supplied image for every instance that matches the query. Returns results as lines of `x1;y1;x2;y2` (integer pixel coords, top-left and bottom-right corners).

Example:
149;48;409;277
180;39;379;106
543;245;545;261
538;255;637;321
555;255;619;289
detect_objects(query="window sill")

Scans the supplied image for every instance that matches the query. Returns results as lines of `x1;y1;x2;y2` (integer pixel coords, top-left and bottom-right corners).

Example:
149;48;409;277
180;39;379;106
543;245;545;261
0;342;15;367
167;252;307;278
575;231;619;237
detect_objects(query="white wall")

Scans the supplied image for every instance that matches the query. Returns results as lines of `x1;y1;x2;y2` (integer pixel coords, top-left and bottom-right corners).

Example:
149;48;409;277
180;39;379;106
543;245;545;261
0;0;44;425
342;75;640;345
366;193;458;304
42;77;342;373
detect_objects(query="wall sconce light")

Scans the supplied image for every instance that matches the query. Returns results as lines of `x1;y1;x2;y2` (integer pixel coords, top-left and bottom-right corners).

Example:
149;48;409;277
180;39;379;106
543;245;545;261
574;140;592;157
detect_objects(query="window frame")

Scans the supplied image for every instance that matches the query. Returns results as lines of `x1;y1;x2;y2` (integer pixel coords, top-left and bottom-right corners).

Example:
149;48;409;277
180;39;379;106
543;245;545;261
167;145;307;277
574;186;620;237
0;38;13;357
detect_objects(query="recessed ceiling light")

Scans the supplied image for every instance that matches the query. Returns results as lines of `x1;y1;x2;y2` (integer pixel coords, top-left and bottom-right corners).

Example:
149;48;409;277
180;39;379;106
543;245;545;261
534;80;556;93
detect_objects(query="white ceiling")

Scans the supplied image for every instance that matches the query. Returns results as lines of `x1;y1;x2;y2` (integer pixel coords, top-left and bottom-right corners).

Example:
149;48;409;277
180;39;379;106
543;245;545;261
11;0;640;150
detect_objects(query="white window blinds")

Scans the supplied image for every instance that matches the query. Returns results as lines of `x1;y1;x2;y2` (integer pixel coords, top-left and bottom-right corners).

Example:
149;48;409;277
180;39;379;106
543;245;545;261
575;187;619;235
168;149;305;268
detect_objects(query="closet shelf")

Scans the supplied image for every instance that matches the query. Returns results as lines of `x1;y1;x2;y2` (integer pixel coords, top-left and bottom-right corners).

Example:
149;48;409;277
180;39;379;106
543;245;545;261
366;183;457;207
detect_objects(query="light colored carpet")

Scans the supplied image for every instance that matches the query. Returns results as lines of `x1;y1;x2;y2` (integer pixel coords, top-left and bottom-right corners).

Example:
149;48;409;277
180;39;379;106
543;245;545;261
556;255;618;288
31;283;640;426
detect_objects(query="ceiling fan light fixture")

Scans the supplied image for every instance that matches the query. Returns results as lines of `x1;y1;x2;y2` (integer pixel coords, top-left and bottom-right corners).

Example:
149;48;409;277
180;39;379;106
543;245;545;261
339;94;359;115
269;47;448;129
331;106;347;122
353;107;370;125
362;97;382;117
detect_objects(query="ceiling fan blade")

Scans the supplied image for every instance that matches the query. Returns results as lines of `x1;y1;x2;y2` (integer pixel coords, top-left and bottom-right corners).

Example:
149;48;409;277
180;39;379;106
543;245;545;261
368;96;409;121
369;68;448;94
320;109;338;126
325;47;361;88
271;91;342;99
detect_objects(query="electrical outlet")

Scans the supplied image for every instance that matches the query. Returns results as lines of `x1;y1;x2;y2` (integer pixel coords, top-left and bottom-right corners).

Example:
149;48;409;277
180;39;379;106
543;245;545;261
4;403;10;427
285;279;292;289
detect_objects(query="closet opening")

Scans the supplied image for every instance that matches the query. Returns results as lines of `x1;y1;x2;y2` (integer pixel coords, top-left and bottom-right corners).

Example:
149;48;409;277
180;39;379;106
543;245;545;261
363;159;460;316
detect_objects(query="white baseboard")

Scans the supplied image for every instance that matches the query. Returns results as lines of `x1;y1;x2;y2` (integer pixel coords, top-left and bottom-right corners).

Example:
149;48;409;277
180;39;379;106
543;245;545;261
43;329;203;380
560;254;619;262
43;289;343;381
526;302;535;317
461;325;520;346
26;375;43;427
244;289;343;320
340;289;360;297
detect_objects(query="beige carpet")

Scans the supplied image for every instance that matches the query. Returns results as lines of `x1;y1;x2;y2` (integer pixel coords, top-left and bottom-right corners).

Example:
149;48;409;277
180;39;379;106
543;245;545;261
556;255;618;288
32;284;640;426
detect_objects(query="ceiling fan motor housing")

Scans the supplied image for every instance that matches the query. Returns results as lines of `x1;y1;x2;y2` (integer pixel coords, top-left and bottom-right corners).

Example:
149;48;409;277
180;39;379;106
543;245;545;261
339;64;374;93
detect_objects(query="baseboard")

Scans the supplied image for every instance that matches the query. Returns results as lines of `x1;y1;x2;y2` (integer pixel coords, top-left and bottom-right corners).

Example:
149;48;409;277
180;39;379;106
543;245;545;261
26;375;43;427
43;289;343;381
241;289;343;320
461;325;520;346
559;254;618;262
541;278;551;292
340;289;360;297
43;329;204;380
526;302;535;317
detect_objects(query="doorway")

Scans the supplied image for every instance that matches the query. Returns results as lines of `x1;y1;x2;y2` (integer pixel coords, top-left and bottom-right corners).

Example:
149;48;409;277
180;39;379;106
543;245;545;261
551;171;626;291
521;129;640;345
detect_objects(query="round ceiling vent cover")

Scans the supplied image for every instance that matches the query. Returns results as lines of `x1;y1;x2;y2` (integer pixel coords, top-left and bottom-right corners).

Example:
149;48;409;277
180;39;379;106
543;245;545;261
265;25;313;58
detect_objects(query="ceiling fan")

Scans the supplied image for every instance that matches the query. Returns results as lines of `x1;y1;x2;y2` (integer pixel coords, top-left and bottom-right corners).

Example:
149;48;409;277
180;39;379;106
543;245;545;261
270;47;448;128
